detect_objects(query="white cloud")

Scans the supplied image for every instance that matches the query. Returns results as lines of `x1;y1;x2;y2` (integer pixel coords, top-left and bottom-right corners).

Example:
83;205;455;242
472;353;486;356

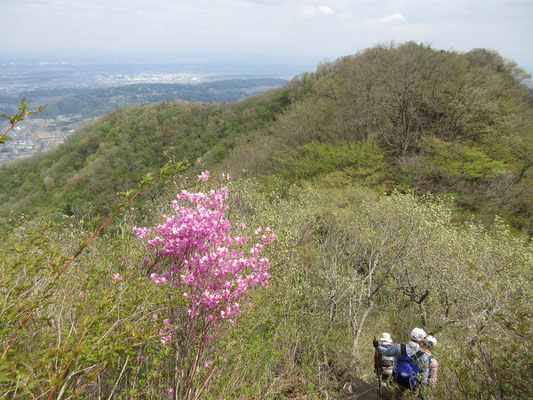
369;13;406;23
317;6;334;15
302;5;335;16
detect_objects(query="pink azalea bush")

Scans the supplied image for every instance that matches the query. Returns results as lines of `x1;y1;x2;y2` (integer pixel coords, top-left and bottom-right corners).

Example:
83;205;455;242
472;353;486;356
132;173;274;344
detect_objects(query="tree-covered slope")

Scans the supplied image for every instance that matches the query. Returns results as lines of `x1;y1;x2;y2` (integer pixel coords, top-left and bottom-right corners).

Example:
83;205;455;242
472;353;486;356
0;88;292;221
222;43;533;233
2;172;531;399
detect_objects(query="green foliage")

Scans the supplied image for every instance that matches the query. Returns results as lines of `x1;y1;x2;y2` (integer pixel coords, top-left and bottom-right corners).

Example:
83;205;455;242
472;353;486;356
215;180;532;399
0;98;45;144
279;137;389;185
0;218;172;398
0;89;291;223
1;175;532;399
421;137;506;180
0;98;45;128
5;42;533;231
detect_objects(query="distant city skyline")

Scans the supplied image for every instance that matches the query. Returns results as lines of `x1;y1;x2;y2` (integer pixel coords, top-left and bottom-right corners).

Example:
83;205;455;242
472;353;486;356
1;0;533;74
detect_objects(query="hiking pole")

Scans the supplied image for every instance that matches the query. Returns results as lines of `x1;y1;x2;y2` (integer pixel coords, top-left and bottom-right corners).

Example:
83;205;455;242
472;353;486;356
374;336;383;399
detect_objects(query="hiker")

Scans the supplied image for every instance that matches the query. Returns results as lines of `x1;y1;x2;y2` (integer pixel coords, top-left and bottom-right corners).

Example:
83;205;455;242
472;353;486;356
423;335;439;390
377;332;395;385
373;328;430;391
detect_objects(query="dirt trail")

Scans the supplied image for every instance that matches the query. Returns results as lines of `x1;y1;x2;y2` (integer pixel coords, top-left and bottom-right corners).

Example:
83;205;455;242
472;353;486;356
340;377;392;400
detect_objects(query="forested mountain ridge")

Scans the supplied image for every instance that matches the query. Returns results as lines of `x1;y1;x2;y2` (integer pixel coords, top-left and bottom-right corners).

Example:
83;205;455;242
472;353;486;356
0;78;289;164
39;78;288;118
1;43;532;400
222;43;533;233
0;78;288;118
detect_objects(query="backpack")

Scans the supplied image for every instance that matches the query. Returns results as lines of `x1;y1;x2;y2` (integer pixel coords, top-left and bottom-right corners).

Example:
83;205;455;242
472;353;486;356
393;344;425;388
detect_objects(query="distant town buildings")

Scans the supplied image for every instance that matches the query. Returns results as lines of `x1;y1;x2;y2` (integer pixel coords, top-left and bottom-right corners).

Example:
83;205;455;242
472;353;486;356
0;117;81;164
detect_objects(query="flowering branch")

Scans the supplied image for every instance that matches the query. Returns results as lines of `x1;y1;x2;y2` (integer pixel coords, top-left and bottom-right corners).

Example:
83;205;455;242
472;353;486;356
133;171;274;397
0;98;46;144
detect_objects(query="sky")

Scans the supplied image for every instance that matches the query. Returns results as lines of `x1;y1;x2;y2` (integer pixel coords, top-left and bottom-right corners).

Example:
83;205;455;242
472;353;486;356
1;0;533;72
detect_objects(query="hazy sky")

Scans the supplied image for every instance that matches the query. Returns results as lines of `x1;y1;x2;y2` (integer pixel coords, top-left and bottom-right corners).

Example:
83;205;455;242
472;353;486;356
1;0;532;71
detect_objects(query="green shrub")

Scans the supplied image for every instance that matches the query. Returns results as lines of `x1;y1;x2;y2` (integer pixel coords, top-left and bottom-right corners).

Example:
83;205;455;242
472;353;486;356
422;137;505;181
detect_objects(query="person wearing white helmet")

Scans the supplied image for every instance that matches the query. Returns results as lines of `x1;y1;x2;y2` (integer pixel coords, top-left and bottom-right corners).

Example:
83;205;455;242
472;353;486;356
374;328;431;389
426;335;437;347
378;332;395;384
410;327;426;342
423;335;439;390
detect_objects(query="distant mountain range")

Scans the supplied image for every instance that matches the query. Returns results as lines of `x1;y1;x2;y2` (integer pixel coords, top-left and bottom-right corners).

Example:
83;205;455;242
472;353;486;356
0;78;288;118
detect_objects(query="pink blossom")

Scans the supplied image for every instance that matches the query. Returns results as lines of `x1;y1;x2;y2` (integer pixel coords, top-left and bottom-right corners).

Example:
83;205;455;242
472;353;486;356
150;273;168;284
204;361;213;370
159;319;174;345
221;172;231;180
197;170;210;182
112;273;124;282
132;226;151;239
261;233;276;244
235;236;248;245
132;183;274;331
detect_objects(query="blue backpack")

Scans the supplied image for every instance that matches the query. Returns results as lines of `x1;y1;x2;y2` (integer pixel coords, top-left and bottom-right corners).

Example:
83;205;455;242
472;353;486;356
393;344;424;388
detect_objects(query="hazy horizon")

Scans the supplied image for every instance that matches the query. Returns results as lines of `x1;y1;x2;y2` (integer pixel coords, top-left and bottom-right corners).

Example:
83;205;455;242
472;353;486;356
2;1;533;75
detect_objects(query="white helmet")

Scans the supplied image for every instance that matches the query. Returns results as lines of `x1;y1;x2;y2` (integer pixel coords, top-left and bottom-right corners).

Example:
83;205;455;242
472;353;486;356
410;327;426;342
380;332;393;344
426;335;437;348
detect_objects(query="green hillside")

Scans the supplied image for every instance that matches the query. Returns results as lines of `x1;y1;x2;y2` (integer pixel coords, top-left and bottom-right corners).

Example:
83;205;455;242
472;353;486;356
0;88;292;222
1;43;532;400
221;43;533;233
